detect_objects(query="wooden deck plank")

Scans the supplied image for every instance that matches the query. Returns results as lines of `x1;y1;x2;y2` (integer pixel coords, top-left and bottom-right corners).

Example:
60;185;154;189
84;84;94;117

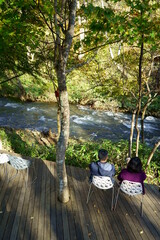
77;168;104;240
143;191;160;229
70;166;90;240
43;160;51;240
67;166;83;240
16;175;32;240
116;193;149;240
130;194;160;239
49;160;57;240
0;173;22;240
98;187;130;240
55;169;64;240
37;160;46;240
0;160;160;240
91;178;125;240
110;195;138;240
73;167;99;240
145;184;160;213
9;173;27;240
114;188;158;240
23;159;41;240
84;169;117;240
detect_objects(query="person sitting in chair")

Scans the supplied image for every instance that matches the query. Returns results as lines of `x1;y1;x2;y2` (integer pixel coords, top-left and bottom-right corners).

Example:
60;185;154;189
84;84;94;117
89;149;115;182
117;157;146;194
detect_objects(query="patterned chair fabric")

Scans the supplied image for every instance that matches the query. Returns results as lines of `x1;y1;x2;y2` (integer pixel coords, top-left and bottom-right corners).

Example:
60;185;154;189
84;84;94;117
86;176;114;210
9;155;32;170
120;180;143;196
114;180;144;216
0;153;10;179
92;175;114;190
0;153;10;164
0;153;36;187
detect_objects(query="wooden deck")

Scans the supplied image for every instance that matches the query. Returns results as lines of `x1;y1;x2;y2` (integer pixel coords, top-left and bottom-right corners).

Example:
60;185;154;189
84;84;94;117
0;158;160;240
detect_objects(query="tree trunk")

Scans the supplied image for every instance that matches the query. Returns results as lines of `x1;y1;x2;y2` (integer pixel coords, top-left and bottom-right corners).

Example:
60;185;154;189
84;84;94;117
56;68;70;202
141;81;158;143
135;35;144;156
145;141;160;170
57;105;61;139
129;110;136;158
54;0;76;203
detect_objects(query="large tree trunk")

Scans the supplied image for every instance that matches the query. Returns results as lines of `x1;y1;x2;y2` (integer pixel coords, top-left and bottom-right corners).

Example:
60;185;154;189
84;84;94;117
54;0;77;203
56;65;70;203
57;105;61;139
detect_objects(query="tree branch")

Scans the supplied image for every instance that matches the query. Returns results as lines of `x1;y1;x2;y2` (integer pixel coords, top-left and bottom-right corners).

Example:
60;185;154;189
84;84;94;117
0;74;24;85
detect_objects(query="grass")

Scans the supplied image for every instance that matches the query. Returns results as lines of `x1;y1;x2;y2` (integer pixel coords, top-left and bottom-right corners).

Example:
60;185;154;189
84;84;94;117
0;127;159;186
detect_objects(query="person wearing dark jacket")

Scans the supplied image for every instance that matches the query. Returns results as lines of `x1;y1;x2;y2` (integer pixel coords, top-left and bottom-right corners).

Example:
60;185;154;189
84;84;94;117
89;149;115;182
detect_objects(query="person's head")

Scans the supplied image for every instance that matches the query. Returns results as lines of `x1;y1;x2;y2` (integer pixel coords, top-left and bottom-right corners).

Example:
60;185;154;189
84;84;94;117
98;149;108;162
127;157;142;173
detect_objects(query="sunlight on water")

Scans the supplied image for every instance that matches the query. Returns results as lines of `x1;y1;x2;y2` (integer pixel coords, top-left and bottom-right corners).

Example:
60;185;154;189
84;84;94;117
0;98;160;146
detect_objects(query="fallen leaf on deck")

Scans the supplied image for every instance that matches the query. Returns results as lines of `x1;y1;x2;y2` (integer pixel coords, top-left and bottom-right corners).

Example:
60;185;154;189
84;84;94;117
140;230;143;234
88;232;92;237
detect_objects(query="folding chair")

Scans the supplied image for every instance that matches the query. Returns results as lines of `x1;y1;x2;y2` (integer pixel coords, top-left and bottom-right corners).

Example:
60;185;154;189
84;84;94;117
114;180;144;216
86;176;114;210
8;155;37;187
0;153;10;180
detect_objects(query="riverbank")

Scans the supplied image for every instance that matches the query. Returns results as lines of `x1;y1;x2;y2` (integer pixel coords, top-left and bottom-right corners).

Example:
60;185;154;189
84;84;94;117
1;94;160;118
0;127;159;187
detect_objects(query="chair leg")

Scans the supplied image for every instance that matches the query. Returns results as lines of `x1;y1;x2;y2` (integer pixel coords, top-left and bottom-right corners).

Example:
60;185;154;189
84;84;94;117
25;168;29;188
25;164;37;188
8;169;18;182
31;162;37;184
113;187;120;210
3;163;8;180
86;183;93;204
140;195;143;217
111;186;114;211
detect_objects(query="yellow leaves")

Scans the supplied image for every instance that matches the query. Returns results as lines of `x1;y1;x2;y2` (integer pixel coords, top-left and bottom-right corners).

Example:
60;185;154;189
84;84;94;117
93;204;100;214
36;0;42;5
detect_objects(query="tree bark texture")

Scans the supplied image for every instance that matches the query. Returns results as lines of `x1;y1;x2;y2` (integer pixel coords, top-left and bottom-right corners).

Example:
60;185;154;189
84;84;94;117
56;88;70;202
135;35;144;156
141;81;158;143
57;105;61;139
54;0;77;203
145;141;160;170
129;110;136;158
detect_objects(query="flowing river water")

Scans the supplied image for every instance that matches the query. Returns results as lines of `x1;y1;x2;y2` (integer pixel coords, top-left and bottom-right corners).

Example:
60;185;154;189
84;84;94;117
0;97;160;146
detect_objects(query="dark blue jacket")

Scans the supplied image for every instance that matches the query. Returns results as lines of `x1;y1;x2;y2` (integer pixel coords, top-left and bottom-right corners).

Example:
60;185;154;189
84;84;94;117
89;161;115;182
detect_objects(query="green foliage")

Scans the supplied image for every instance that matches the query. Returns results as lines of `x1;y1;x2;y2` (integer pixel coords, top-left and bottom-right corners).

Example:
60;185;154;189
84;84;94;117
0;128;159;185
0;128;56;161
0;0;45;77
0;74;54;101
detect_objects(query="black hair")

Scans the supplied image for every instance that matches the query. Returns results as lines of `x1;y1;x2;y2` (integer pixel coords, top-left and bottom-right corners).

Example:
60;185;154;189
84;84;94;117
98;149;108;161
127;157;142;173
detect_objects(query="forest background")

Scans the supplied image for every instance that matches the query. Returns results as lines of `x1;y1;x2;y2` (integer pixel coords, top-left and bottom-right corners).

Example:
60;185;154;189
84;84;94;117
0;0;160;201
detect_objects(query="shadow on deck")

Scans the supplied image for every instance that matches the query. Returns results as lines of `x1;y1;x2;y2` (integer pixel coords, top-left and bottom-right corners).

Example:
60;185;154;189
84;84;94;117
0;158;160;240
